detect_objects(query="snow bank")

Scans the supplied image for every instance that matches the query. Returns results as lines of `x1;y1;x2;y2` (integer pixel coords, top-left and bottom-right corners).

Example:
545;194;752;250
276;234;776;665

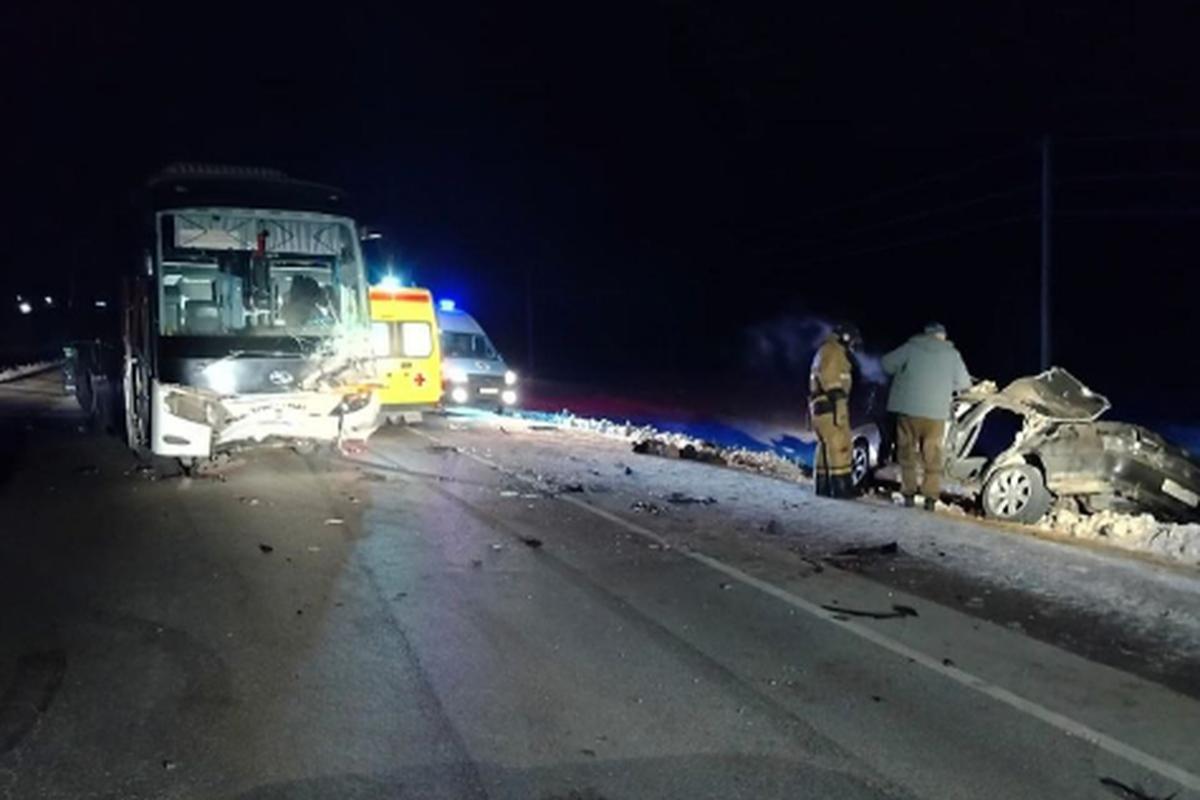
517;409;810;482
1039;508;1200;564
0;360;61;384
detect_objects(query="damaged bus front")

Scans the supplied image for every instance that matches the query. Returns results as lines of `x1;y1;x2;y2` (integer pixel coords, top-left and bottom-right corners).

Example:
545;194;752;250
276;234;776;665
124;165;380;464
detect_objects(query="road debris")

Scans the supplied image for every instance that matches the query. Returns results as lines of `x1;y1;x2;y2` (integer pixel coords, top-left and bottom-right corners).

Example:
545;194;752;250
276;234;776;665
491;543;505;551
324;518;345;526
161;760;177;771
820;603;918;620
307;546;321;553
834;542;899;558
1099;776;1177;800
941;658;956;667
520;536;544;549
560;482;585;493
630;501;664;515
258;544;274;554
500;490;520;498
665;492;717;505
239;496;260;506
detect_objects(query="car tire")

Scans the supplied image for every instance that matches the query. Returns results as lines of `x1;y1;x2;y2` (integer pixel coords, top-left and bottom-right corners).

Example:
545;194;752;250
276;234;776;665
851;438;872;489
982;463;1052;524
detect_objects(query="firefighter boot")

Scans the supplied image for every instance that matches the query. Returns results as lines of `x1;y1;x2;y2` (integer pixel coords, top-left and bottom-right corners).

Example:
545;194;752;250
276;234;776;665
814;472;830;497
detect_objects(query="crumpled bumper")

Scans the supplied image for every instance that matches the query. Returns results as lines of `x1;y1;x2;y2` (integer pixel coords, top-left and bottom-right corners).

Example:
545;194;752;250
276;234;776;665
151;380;380;458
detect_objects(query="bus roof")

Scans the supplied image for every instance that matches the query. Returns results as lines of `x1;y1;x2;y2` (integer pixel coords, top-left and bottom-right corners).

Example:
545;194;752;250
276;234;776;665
147;163;350;216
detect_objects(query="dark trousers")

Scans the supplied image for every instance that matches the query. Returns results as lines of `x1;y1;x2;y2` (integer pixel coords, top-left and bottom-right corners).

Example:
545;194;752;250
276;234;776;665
896;415;945;499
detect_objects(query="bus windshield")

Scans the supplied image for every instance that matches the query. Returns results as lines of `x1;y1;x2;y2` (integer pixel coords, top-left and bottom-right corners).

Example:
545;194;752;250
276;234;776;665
157;210;368;337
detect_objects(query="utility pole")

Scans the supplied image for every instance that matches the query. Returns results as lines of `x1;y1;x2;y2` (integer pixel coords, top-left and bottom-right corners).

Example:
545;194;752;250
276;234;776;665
525;265;535;372
1040;134;1052;370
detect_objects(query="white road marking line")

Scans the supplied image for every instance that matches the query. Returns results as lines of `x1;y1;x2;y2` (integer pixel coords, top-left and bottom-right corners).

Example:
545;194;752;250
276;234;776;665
401;428;1200;793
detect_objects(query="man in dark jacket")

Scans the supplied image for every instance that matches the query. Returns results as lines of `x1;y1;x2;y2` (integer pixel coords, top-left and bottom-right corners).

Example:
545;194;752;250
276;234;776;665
881;323;972;510
809;323;861;498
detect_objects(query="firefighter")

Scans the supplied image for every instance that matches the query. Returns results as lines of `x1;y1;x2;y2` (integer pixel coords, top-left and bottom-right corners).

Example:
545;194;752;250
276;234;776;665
881;322;972;510
809;323;861;498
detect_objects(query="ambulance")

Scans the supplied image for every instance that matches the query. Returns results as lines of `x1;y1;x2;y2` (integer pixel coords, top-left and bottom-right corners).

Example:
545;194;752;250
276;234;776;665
368;279;442;420
436;300;518;410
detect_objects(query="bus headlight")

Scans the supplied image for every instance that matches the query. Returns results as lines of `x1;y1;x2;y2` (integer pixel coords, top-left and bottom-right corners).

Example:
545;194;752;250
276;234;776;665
333;389;373;415
445;366;469;384
450;386;469;404
504;370;517;386
204;360;238;396
501;389;517;406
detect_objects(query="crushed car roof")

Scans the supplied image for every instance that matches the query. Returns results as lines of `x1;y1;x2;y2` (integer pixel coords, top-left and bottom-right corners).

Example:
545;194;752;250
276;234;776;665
993;367;1111;422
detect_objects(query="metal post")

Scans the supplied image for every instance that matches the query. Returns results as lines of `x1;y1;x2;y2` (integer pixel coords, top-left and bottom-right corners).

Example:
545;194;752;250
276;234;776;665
1040;134;1052;370
525;266;535;372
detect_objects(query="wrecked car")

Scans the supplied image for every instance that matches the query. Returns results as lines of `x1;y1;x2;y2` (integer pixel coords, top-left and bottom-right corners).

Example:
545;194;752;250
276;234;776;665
875;368;1200;524
80;164;381;466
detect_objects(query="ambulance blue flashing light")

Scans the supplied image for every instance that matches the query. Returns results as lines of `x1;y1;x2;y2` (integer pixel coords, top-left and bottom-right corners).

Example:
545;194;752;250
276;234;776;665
438;299;457;312
377;275;402;291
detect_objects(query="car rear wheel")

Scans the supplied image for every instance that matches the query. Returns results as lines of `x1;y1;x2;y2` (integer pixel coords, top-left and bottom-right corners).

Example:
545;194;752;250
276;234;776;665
851;438;871;489
982;463;1052;523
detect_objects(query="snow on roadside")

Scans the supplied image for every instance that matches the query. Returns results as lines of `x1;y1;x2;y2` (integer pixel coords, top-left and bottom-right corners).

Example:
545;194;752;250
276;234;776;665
517;409;810;482
1039;508;1200;564
0;360;61;384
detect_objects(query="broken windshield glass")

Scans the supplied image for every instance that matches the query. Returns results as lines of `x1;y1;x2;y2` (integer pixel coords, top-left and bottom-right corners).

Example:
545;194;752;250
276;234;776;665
157;211;368;338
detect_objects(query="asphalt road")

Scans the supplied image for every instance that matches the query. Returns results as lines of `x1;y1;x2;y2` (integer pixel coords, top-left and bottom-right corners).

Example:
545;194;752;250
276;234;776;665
1;370;1198;800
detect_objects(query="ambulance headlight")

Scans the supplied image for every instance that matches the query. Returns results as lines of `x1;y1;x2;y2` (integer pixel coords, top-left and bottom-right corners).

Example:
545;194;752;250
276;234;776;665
504;370;517;386
445;366;469;384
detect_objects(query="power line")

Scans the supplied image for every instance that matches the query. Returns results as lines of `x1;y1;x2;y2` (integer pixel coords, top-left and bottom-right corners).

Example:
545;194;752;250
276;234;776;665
788;145;1032;222
769;214;1036;263
744;184;1034;252
1058;171;1200;184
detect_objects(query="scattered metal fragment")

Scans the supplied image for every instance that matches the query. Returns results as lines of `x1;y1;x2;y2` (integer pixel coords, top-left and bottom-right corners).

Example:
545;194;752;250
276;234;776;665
162;760;177;771
942;658;956;667
560;483;585;494
834;542;898;558
666;492;717;505
520;536;544;549
630;501;663;515
324;518;345;526
820;603;918;620
258;544;274;554
500;490;520;497
1100;776;1177;800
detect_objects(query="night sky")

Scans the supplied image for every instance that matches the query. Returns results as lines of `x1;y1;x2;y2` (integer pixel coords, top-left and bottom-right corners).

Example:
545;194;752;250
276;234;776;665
3;2;1199;418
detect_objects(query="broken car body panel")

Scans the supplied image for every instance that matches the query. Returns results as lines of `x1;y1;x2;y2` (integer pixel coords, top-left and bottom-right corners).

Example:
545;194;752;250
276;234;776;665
876;368;1200;523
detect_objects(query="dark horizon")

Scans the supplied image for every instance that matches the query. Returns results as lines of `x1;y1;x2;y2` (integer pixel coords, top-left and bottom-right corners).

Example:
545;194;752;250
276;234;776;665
4;2;1199;420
